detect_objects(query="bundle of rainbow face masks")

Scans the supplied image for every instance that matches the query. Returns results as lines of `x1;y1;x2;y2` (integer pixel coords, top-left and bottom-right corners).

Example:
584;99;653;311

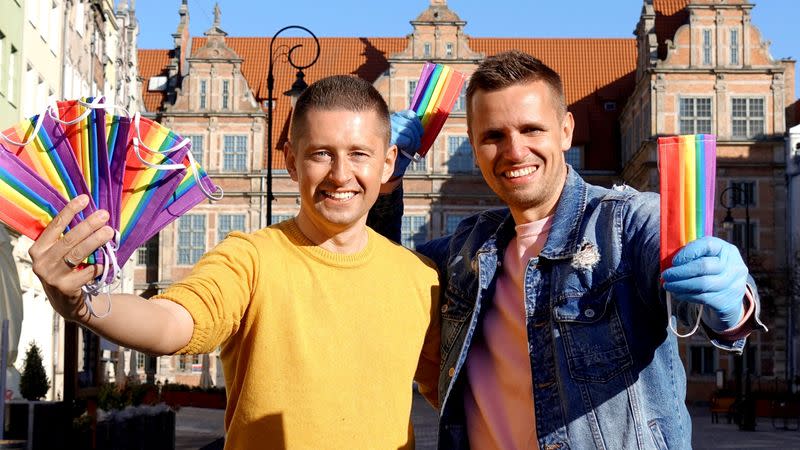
658;134;716;336
0;98;222;289
408;62;466;157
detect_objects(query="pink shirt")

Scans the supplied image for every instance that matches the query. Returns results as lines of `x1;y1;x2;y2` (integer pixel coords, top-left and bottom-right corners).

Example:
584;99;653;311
464;216;552;450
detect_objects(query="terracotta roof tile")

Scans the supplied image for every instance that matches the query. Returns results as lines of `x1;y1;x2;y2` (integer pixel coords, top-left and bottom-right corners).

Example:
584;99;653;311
139;36;636;171
469;38;636;105
653;0;689;60
138;49;172;113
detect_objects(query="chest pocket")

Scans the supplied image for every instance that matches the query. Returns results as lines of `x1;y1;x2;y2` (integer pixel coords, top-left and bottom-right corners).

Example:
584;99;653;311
552;283;633;383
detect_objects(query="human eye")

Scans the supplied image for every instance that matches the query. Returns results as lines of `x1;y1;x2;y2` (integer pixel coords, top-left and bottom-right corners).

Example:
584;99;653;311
309;150;332;161
482;130;504;143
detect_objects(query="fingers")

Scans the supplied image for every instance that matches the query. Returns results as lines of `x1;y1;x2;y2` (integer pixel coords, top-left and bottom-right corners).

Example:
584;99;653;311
671;236;723;266
662;255;724;282
56;211;114;267
663;274;730;299
36;195;90;247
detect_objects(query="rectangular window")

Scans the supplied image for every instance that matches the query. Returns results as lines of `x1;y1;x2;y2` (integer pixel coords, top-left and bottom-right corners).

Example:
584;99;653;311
136;238;158;266
406;156;427;174
448;136;473;173
222;80;230;110
177;214;206;265
136;352;145;370
565;146;583;170
445;42;453;57
702;29;712;65
731;221;757;253
187;135;204;166
178;355;188;371
731;98;764;139
49;1;60;53
730;29;739;65
452;83;467;113
423;42;431;58
223;135;248;171
271;214;294;224
8;46;16;99
729;181;756;207
401;216;427;249
74;2;84;35
679;97;712;134
445;214;467;235
407;80;417;108
0;32;5;93
689;345;717;375
218;214;245;243
199;80;207;109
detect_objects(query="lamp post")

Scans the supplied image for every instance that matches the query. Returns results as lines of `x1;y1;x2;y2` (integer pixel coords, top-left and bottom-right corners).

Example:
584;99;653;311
720;185;755;431
266;26;320;225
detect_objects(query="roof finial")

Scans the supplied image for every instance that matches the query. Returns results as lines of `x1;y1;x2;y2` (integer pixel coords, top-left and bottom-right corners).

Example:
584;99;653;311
213;3;221;27
430;0;446;5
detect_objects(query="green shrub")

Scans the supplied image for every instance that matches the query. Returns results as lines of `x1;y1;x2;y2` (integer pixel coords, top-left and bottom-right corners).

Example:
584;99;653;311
20;342;49;400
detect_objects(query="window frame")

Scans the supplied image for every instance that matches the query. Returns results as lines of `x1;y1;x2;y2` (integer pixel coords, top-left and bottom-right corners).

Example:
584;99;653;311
177;214;206;265
678;97;713;135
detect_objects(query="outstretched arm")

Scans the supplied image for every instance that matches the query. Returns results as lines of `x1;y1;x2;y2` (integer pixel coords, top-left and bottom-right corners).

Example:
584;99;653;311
29;195;194;355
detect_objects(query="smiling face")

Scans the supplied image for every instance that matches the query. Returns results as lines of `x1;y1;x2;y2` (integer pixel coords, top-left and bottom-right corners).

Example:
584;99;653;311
284;108;396;243
468;80;575;224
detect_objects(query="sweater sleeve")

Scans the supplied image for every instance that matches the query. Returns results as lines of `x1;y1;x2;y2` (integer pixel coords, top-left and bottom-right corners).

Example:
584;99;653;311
155;231;260;354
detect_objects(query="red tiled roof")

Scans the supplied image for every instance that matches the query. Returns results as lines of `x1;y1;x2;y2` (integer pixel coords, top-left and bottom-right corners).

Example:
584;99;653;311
470;38;636;106
653;0;689;60
138;36;637;170
138;49;171;112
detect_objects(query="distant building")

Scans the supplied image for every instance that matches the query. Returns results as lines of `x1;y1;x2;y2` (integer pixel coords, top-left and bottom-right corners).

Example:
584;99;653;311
137;0;797;401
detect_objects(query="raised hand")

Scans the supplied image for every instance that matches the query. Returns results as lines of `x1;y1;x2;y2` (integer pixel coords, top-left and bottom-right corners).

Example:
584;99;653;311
390;110;423;180
661;236;748;330
28;194;115;321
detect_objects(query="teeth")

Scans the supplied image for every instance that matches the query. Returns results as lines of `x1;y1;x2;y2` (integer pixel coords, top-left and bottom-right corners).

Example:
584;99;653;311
505;167;537;178
324;191;356;200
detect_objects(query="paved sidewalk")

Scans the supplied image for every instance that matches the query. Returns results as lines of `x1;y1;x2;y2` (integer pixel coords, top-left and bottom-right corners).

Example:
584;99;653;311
174;396;800;449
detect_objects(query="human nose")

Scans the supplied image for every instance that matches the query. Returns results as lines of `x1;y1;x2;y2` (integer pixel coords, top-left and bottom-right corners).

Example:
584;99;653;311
503;132;528;162
328;156;353;185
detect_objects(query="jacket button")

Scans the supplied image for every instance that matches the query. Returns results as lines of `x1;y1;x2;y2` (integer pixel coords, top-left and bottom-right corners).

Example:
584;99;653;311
584;308;595;318
448;367;455;377
441;304;449;313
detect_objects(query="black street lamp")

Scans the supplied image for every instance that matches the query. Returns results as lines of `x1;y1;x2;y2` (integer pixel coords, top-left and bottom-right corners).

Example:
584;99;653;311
720;185;755;431
266;26;320;225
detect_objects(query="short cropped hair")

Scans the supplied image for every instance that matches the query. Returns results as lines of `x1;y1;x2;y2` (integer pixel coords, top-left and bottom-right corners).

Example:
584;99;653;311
290;75;391;146
466;51;567;121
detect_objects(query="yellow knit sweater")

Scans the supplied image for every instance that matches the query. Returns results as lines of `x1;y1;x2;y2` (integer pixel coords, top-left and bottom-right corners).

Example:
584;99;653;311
157;219;440;449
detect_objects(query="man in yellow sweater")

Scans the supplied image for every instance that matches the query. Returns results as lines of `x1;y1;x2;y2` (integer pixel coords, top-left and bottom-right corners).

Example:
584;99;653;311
28;75;440;449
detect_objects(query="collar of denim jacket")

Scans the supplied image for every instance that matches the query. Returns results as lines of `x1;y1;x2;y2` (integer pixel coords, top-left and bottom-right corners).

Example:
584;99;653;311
534;165;588;261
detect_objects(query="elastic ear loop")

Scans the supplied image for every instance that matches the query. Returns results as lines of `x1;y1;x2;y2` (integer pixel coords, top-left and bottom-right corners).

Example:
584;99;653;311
132;112;223;201
81;240;122;319
666;292;704;338
0;106;48;147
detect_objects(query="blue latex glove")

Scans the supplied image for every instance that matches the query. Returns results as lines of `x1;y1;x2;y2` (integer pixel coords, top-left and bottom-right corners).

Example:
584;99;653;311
390;110;423;179
661;236;747;331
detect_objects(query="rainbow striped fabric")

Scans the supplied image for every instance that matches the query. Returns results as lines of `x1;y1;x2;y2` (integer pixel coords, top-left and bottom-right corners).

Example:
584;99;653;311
658;134;717;272
0;98;220;278
409;63;466;157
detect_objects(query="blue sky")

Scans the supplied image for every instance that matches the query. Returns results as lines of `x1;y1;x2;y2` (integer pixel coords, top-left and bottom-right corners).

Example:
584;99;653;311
135;0;799;91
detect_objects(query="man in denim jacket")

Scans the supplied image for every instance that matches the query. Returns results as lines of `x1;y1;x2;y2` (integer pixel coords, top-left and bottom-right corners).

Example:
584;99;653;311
370;51;766;449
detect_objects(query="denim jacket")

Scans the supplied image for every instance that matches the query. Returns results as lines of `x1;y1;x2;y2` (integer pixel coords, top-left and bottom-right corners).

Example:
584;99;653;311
370;167;766;450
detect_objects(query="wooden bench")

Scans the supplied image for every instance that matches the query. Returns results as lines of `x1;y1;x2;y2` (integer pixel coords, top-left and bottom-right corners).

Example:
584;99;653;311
710;395;736;424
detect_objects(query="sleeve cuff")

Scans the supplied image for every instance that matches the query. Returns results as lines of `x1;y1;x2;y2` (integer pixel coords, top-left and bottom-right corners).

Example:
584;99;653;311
706;285;756;342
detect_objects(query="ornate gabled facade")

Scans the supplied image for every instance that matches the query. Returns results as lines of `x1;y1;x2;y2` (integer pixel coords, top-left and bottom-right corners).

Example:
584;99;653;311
138;0;797;401
620;0;796;399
